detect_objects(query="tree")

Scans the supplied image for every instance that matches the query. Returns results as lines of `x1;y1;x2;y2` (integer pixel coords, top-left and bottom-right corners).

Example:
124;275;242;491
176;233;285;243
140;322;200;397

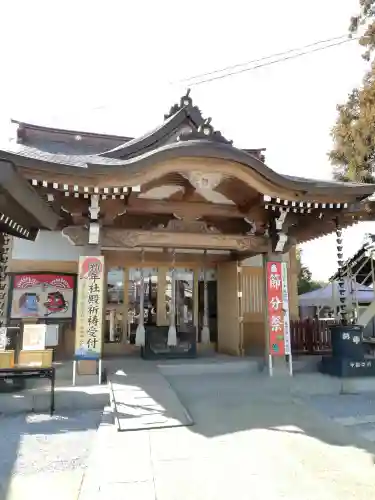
330;1;375;182
296;248;324;295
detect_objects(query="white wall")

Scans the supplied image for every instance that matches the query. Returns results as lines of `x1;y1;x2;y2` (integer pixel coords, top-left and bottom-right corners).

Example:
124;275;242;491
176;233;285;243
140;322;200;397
11;230;91;261
241;252;290;267
241;255;263;267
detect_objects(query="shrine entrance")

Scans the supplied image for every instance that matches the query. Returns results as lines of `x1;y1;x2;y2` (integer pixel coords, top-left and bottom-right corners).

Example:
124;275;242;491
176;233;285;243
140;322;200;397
104;255;219;359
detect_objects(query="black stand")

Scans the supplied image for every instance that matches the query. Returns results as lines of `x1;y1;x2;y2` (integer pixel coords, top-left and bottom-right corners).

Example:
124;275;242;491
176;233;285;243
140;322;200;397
141;326;197;360
0;367;56;415
319;325;375;377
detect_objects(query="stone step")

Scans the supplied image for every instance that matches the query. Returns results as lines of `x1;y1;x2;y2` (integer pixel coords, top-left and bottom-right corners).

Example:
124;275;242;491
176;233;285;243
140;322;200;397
157;359;260;376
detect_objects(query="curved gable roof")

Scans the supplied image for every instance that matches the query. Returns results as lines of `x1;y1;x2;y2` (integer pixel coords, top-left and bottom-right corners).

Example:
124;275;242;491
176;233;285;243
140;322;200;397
100;89;232;159
1;91;375;202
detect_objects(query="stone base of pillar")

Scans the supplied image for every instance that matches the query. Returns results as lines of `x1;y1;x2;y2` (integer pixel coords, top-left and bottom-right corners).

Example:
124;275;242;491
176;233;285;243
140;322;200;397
167;325;177;346
135;324;145;346
201;325;210;344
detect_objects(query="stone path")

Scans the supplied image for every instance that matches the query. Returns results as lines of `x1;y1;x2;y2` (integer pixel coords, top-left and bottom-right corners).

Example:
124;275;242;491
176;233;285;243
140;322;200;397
109;367;193;431
79;372;375;499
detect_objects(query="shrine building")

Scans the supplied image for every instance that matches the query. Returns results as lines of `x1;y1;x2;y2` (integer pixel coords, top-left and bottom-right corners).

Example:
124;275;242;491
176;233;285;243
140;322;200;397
1;90;375;361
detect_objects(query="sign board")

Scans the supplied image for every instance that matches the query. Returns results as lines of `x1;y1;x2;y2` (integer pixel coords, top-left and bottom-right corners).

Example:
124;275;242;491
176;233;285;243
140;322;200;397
266;261;285;356
10;274;76;320
75;256;105;360
281;262;291;355
23;324;46;351
0;327;7;351
45;324;59;347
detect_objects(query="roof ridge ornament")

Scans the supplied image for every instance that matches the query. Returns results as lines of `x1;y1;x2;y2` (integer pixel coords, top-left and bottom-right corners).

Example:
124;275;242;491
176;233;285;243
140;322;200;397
177;117;233;145
180;88;192;107
164;90;232;143
164;89;193;119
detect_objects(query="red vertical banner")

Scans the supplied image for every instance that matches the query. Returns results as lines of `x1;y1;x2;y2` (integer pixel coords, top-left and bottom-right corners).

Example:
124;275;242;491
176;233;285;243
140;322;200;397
266;261;285;356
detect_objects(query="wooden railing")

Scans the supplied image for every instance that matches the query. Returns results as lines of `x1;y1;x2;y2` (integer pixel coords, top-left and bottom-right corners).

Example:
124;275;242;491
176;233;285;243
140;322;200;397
290;319;335;355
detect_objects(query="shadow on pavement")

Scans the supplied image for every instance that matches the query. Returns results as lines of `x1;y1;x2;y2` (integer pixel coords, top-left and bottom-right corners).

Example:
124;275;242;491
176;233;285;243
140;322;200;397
105;356;375;462
0;386;104;499
165;372;375;462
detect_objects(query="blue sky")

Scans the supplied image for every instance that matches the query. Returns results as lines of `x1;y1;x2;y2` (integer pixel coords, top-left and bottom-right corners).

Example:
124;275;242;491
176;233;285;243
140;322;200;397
0;0;374;280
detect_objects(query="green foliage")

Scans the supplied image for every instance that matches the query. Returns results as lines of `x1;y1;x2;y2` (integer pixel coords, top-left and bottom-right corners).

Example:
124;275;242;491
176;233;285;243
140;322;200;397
330;1;375;182
296;248;325;295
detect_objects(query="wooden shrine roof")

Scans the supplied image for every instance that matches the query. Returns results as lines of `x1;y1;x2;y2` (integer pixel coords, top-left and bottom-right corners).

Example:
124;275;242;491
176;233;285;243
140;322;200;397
1;90;375;249
1;90;373;200
0;160;59;240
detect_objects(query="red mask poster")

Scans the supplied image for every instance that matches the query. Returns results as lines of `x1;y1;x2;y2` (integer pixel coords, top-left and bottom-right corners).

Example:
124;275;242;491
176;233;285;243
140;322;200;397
10;274;75;320
266;262;285;356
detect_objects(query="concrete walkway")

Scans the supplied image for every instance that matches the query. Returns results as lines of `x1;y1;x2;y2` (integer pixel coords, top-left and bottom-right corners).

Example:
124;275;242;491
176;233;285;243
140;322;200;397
79;368;375;499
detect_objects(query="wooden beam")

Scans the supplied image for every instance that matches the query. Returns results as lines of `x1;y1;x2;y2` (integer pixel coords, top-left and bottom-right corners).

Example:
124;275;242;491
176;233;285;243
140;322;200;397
127;198;246;218
62;226;269;253
104;251;232;267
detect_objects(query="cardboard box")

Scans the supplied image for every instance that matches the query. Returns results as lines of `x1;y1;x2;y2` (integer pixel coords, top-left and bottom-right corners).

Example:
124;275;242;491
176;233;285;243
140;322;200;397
0;351;14;368
18;349;53;368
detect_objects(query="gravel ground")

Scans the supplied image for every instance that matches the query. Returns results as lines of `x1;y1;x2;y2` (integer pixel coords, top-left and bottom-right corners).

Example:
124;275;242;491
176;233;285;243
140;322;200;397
0;410;101;498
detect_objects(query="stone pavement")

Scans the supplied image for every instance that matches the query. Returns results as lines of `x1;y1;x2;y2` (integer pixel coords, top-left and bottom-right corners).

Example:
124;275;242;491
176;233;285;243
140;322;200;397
78;370;375;499
308;393;375;444
0;410;101;500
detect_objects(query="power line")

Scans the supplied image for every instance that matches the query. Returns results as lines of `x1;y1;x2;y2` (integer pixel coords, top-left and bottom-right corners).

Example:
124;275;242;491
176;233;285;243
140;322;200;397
178;34;350;84
182;36;358;87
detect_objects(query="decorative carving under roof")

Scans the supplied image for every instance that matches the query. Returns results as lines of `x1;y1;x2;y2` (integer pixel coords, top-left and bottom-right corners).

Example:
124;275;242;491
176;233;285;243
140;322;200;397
158;219;220;234
62;225;269;252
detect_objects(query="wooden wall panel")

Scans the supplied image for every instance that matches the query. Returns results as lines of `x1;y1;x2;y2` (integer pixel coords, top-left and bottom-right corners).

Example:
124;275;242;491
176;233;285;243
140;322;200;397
9;259;78;273
241;266;266;355
217;261;240;355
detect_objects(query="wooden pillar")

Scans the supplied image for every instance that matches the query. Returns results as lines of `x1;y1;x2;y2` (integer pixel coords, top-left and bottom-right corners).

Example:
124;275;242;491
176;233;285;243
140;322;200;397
201;251;210;344
288;246;299;319
135;250;145;346
122;268;129;343
193;270;199;341
167;250;177;346
157;267;168;326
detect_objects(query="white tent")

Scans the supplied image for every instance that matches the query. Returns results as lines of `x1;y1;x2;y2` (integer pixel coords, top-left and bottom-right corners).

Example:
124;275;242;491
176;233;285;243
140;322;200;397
299;278;375;309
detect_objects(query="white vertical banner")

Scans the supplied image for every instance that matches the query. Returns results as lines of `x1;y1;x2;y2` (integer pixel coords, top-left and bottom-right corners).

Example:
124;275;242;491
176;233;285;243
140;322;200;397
281;262;291;356
75;256;105;360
